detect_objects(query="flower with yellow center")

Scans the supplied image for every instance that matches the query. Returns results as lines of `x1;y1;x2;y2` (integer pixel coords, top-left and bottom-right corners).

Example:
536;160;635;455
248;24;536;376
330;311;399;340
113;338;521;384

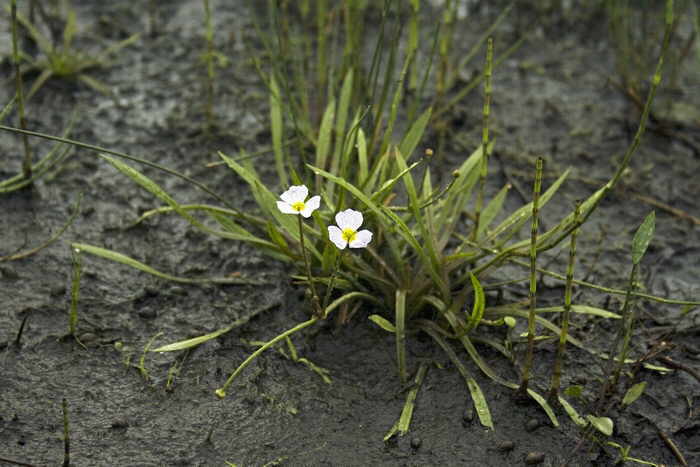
328;209;372;249
276;185;320;218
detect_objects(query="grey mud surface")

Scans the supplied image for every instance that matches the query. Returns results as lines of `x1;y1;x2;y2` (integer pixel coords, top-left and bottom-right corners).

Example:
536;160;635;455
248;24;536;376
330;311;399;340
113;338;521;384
1;1;699;466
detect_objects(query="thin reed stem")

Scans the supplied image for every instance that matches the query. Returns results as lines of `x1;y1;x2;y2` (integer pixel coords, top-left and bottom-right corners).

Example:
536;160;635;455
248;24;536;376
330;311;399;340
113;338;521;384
549;200;582;399
520;157;543;394
298;215;322;317
11;0;32;180
472;37;493;240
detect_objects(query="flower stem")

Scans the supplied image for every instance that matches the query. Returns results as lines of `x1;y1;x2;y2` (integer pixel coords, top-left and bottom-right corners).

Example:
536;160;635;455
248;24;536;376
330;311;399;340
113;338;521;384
298;215;322;317
322;250;344;314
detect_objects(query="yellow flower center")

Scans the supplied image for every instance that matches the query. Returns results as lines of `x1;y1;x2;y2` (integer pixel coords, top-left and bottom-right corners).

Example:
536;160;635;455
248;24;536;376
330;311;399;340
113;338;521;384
342;228;357;243
291;201;305;212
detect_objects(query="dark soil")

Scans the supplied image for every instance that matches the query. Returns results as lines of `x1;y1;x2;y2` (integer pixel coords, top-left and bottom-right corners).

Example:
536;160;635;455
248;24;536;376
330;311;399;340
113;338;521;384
1;2;699;466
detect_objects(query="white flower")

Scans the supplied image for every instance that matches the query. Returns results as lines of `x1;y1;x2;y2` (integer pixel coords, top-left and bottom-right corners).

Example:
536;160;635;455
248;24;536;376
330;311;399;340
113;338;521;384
328;209;373;249
276;185;321;218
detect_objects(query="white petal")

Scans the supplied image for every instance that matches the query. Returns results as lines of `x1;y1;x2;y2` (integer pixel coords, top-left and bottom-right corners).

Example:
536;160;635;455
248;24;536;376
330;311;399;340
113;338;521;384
349;229;372;248
328;225;347;249
276;201;298;214
335;209;363;231
300;195;321;218
280;185;308;204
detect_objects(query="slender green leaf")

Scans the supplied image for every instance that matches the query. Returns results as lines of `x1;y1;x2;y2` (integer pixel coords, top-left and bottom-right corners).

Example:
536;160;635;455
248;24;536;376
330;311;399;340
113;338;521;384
632;211;655;265
621;381;646;406
527;389;559;427
315;98;336;190
463;272;485;334
154;326;235;352
398;107;432;160
72;243;256;285
384;363;428;440
356;128;368;186
487;168;570;243
395;290;408;384
557;396;587;427
476;183;510;240
369;314;396;333
587;415;613;436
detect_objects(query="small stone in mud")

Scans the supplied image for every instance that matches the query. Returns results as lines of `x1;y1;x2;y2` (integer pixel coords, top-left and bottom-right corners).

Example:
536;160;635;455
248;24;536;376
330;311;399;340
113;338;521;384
137;307;157;319
169;286;187;296
110;418;129;429
0;266;20;280
497;440;515;452
79;333;98;345
526;418;540;432
462;407;474;425
50;285;67;296
525;452;545;464
410;437;422;450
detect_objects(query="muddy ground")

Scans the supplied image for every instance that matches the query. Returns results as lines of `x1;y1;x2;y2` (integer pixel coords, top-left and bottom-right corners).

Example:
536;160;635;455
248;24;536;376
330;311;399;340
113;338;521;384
1;1;699;466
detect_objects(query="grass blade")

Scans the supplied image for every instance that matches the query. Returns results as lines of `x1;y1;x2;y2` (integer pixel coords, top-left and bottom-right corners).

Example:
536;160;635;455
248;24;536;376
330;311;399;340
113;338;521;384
632;211;655;265
72;243;258;285
384;362;429;441
270;75;287;186
395;290;408;384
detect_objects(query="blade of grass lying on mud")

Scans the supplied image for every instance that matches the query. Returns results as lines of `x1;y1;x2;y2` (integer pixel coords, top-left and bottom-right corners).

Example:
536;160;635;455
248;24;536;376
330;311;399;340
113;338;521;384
419;321;494;430
536;305;621;319
369;314;396;333
72;243;263;285
384;362;429;441
154;301;281;352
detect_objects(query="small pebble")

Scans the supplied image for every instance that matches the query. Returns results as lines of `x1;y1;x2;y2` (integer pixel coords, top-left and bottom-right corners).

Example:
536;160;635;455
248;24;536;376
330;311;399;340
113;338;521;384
169;286;187;296
410;437;422;450
526;418;540;432
525;452;545;464
79;333;98;345
497;440;515;452
0;266;19;280
462;407;474;425
110;418;129;429
137;307;157;319
50;285;67;296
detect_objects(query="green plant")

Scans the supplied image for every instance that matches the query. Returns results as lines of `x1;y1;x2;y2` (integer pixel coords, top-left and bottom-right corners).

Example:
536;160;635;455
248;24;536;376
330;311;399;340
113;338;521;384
606;0;697;117
7;0;139;100
0;0;697;443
